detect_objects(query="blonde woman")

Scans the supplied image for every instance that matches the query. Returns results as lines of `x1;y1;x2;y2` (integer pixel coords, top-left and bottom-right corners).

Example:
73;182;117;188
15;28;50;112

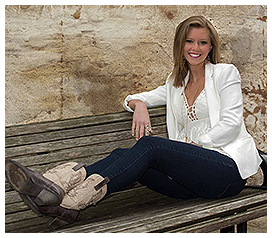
6;16;262;225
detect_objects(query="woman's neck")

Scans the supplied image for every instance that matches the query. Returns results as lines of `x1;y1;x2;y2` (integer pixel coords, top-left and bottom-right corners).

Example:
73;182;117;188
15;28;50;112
188;64;205;83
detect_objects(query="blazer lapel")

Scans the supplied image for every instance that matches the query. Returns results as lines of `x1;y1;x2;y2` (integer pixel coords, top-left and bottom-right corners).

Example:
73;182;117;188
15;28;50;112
205;63;220;127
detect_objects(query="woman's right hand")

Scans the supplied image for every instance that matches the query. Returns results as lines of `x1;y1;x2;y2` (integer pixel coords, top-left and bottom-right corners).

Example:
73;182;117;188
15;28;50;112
128;100;152;141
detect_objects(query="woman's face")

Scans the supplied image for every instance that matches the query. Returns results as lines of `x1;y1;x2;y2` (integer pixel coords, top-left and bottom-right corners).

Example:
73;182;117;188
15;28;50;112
183;27;212;67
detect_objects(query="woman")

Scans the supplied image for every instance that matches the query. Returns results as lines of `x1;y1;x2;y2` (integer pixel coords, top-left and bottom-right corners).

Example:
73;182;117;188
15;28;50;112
5;16;262;226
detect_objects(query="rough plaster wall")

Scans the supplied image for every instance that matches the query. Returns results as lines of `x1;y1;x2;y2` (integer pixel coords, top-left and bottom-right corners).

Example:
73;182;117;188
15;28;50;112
5;5;267;151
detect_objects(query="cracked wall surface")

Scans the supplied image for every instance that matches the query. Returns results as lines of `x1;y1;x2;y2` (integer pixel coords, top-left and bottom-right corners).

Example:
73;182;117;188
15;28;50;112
5;5;267;151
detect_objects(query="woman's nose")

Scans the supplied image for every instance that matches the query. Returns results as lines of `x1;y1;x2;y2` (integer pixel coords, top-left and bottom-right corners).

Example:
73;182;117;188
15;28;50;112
191;42;200;51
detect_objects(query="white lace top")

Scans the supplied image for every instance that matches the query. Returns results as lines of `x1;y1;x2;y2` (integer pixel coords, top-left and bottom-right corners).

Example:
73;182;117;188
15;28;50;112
177;89;231;157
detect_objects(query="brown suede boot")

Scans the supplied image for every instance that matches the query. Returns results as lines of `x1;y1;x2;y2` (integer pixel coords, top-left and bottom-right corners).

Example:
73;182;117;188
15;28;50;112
5;159;65;207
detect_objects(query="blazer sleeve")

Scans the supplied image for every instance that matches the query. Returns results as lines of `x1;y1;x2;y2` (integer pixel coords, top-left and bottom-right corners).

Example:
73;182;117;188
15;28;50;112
197;65;244;148
123;74;171;112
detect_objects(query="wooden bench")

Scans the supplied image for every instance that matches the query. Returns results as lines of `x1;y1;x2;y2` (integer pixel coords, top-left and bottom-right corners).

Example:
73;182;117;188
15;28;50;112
5;107;267;233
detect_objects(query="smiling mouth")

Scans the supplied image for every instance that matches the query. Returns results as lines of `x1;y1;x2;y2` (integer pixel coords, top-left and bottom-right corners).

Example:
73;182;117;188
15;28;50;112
189;53;201;59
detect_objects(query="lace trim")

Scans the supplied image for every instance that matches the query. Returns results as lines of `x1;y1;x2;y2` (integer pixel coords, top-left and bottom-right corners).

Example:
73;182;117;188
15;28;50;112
182;89;205;121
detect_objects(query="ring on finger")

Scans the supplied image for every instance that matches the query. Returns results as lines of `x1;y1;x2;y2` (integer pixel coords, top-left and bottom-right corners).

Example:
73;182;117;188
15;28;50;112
145;125;152;134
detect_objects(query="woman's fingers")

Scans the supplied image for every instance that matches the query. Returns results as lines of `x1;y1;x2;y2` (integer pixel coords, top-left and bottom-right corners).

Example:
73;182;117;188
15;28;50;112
130;101;152;140
133;122;152;140
134;124;139;140
131;121;136;137
139;124;145;139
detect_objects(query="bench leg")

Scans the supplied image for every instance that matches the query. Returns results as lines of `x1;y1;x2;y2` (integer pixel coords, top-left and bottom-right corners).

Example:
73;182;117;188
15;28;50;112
220;222;247;233
237;222;247;233
220;225;235;233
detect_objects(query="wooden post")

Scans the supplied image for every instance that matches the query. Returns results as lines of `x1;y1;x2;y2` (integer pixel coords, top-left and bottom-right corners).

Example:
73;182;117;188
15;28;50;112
237;222;247;233
220;226;235;233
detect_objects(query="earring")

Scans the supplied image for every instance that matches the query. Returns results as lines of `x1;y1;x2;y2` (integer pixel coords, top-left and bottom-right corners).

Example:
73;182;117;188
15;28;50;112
206;54;211;62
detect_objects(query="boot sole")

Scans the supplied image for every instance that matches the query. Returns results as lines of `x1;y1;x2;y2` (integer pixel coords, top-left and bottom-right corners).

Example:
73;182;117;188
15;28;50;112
20;193;79;228
20;193;44;217
5;159;64;206
20;193;80;230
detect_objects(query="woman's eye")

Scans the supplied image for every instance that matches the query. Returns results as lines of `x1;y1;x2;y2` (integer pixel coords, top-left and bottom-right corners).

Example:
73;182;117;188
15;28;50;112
199;41;208;45
186;40;193;43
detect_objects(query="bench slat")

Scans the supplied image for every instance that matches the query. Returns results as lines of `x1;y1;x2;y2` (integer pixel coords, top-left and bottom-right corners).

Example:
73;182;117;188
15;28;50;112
5;186;266;233
5;107;166;137
6;115;166;147
168;205;267;233
55;188;266;233
5;124;167;158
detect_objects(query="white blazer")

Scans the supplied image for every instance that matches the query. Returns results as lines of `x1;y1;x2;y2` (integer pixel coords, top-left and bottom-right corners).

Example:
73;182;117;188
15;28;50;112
123;63;262;179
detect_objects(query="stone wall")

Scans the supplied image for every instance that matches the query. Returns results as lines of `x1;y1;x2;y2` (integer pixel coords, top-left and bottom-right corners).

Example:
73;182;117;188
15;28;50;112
5;5;267;151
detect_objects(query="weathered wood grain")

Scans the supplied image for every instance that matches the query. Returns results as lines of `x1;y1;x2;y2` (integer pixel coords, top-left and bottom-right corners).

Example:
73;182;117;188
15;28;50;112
54;188;266;233
6;115;166;147
5;107;166;137
5;123;167;158
5;186;267;233
168;205;267;233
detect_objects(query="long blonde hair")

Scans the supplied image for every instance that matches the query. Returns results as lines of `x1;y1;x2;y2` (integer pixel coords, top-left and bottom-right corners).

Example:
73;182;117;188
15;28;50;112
172;16;220;87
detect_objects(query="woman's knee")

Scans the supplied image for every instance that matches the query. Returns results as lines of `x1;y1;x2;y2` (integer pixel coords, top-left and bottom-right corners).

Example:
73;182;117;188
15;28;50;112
137;136;160;146
134;136;157;152
138;136;151;142
110;148;129;157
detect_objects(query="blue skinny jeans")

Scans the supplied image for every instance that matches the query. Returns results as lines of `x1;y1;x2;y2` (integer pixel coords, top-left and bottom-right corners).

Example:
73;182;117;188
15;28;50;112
85;136;246;199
